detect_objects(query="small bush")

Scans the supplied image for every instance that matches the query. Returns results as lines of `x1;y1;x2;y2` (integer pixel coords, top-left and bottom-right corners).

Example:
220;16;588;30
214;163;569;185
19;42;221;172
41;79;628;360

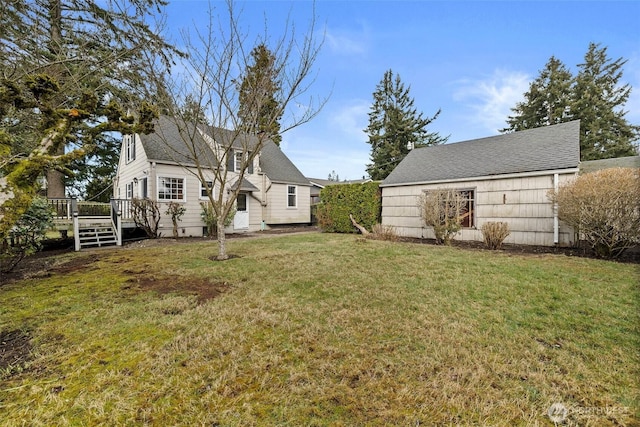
417;189;466;245
550;167;640;259
200;202;235;238
165;202;186;239
481;221;510;250
1;197;54;272
368;223;398;241
131;198;161;238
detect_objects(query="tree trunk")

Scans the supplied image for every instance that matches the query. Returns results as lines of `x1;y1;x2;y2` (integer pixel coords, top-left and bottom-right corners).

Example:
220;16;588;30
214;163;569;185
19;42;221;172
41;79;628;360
46;167;65;198
349;214;370;235
216;216;229;260
46;0;65;199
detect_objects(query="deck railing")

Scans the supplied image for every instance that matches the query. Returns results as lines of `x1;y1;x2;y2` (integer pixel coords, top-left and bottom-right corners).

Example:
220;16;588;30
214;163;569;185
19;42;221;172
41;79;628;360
47;198;136;219
48;197;137;250
48;198;111;219
47;198;74;219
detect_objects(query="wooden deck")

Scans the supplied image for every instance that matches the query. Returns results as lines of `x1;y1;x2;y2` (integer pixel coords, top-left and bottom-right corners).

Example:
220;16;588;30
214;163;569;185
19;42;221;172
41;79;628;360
47;198;137;251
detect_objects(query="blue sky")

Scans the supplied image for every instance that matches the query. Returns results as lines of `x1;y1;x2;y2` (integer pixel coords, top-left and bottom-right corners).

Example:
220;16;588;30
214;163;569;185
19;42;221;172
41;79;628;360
165;0;640;180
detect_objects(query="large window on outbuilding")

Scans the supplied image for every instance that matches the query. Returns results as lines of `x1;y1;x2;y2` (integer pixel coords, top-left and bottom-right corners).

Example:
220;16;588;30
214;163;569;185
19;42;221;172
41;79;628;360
158;177;185;201
459;189;475;228
287;185;297;208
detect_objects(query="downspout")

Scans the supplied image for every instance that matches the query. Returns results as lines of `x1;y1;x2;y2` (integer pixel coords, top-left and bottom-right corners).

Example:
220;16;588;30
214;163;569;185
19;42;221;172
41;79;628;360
553;173;559;244
261;172;266;230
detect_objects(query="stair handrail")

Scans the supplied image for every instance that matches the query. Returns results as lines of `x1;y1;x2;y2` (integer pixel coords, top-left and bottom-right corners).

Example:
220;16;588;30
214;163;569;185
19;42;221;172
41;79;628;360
72;198;80;251
110;198;122;246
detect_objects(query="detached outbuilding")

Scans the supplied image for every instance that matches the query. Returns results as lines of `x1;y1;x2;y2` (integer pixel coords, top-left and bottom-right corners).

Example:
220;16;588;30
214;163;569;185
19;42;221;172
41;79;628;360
380;121;581;246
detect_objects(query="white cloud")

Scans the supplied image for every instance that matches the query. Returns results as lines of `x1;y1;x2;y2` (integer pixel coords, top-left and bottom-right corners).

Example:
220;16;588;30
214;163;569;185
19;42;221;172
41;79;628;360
453;69;531;134
328;100;370;142
324;25;369;56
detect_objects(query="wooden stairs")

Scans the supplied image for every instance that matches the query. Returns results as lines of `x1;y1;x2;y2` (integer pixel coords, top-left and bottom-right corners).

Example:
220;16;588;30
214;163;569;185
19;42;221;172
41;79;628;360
77;219;118;249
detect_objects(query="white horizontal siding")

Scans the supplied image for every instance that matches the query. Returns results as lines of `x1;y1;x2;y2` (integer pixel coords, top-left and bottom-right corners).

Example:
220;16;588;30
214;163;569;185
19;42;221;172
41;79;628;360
264;183;311;225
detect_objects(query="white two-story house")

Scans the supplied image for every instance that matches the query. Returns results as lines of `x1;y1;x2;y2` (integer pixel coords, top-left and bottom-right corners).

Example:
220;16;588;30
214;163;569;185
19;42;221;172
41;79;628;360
113;116;311;237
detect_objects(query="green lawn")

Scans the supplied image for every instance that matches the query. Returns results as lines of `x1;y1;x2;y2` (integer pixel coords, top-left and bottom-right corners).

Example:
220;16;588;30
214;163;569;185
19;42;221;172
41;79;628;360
1;233;638;426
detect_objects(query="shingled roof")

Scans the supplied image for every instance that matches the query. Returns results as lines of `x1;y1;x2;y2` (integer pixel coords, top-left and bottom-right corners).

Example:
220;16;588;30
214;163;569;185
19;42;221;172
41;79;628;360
259;140;310;185
381;121;581;187
139;116;217;167
138;116;309;186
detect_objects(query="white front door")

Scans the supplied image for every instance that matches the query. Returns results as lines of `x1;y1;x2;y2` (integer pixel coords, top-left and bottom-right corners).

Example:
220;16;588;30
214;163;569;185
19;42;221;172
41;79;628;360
234;193;249;230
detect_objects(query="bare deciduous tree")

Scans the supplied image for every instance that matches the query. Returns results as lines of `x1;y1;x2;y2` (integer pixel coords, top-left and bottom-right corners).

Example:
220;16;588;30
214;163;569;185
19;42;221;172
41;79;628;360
417;189;467;245
148;0;326;260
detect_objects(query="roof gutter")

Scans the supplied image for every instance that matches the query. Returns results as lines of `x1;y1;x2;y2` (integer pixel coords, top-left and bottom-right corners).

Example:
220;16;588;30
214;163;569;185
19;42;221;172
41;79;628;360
379;167;579;188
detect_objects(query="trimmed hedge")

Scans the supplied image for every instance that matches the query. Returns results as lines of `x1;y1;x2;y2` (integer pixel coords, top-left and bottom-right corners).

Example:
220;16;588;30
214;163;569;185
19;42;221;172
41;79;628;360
316;182;381;233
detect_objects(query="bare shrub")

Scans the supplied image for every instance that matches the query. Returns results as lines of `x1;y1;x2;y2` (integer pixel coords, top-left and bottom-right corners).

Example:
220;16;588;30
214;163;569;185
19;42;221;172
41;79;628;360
131;198;161;239
165;202;186;239
417;189;466;245
369;223;398;241
481;221;510;250
550;167;640;259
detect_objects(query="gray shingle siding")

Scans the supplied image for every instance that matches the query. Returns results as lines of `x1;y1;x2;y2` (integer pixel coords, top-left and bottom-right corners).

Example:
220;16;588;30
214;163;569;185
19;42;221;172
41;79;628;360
381;121;581;187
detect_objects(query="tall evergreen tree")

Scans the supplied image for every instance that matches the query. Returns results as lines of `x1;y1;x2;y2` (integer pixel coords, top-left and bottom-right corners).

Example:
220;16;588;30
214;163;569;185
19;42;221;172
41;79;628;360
502;56;573;132
180;94;210;126
238;44;283;146
365;69;446;180
1;0;178;238
572;43;639;160
502;43;639;160
0;0;179;198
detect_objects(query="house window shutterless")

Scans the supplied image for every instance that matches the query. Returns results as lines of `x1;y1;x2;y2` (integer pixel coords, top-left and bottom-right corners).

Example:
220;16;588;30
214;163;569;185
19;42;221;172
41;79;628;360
125;135;136;163
200;180;214;199
125;182;133;199
140;177;148;199
158;177;185;201
287;185;297;208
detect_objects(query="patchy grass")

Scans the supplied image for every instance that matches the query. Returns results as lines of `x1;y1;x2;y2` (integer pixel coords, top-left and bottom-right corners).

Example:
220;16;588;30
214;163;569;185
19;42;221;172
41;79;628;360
0;233;638;426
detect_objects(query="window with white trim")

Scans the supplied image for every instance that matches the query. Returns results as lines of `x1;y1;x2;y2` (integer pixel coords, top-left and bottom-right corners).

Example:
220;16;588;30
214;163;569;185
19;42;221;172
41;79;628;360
140;177;148;199
125;182;133;199
228;150;253;174
200;180;214;199
158;177;185;201
234;151;243;172
287;185;297;208
125;135;136;163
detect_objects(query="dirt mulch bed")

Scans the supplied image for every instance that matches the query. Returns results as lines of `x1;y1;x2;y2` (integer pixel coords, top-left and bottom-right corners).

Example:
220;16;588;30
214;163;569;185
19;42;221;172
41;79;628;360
122;272;230;303
396;236;640;264
0;329;33;377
